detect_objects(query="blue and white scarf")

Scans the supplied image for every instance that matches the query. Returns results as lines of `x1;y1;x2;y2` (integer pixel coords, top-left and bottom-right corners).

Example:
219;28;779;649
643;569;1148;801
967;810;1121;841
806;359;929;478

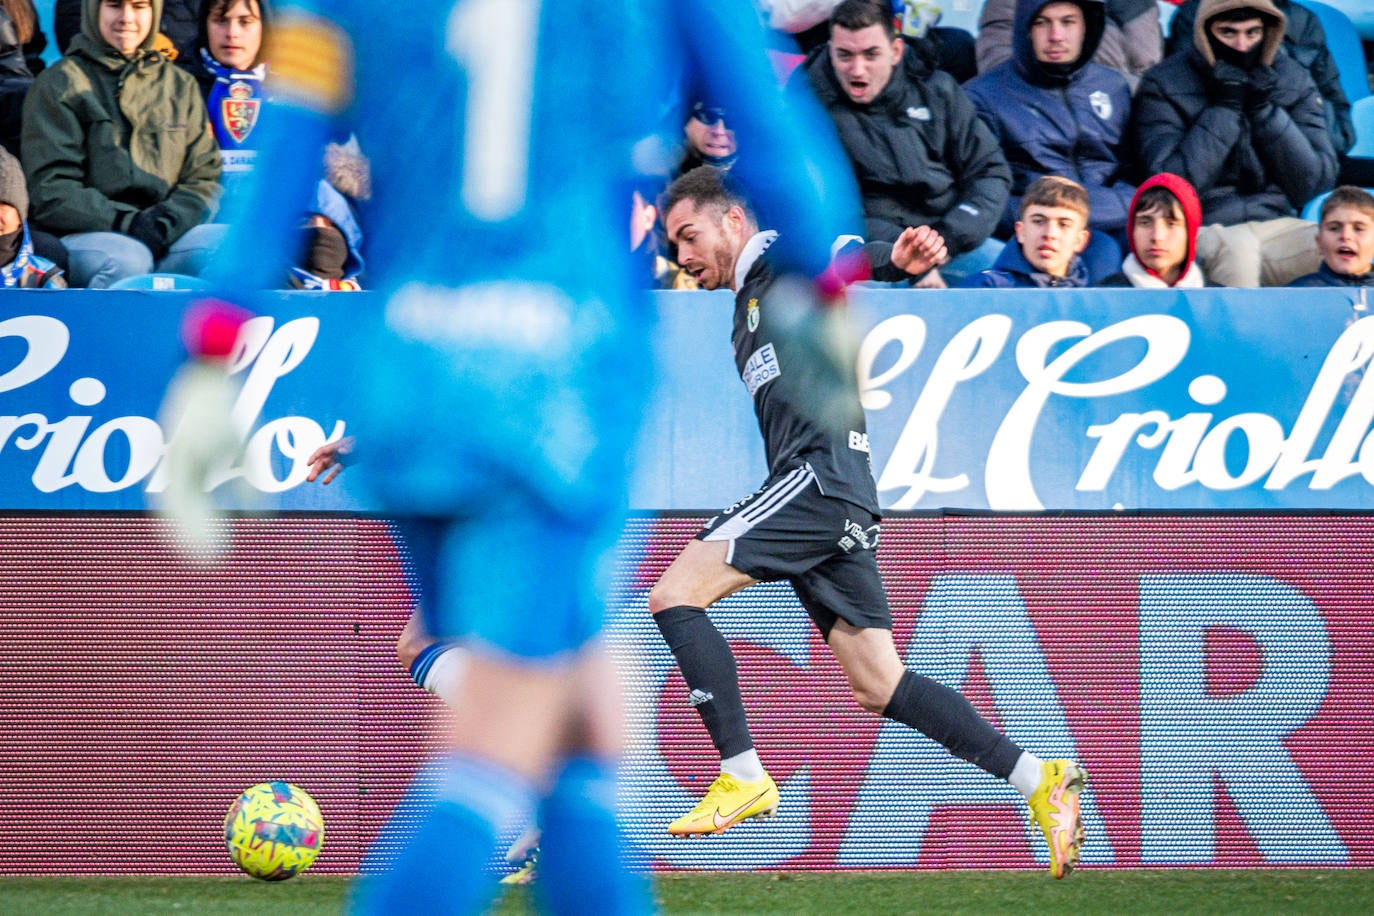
202;48;268;177
1;224;60;288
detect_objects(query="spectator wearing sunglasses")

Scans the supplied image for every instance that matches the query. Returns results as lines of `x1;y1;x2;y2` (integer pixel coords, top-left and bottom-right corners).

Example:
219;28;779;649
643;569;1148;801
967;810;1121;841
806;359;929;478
677;101;737;176
800;0;1010;283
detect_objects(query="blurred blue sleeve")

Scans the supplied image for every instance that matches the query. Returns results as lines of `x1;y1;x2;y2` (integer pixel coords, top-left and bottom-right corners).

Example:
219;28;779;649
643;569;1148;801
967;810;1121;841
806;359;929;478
673;0;862;279
204;4;349;298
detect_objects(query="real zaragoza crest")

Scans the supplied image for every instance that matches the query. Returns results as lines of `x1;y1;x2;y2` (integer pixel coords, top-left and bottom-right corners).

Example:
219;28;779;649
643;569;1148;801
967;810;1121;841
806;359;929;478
222;81;261;144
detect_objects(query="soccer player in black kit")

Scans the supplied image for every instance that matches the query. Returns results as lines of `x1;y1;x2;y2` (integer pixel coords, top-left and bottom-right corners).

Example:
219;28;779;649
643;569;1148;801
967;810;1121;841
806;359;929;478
650;166;1088;879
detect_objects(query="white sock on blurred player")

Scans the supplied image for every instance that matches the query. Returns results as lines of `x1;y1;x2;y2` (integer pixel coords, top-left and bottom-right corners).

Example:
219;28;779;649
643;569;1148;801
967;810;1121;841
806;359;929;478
410;643;468;706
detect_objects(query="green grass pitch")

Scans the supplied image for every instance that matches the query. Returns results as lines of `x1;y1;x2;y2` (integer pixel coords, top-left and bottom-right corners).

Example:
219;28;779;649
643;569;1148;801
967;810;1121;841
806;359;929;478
2;870;1372;915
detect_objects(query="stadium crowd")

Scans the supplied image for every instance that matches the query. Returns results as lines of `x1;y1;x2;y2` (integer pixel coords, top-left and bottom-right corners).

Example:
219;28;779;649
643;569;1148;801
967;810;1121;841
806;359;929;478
0;0;1372;291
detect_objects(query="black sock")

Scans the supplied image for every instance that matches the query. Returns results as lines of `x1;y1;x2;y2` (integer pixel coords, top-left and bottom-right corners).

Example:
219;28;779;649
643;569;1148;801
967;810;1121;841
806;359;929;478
653;605;754;758
882;670;1023;779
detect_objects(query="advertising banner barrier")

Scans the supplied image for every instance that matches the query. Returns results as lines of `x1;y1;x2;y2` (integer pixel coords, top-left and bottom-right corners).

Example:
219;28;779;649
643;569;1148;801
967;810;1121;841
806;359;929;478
0;289;1371;873
2;286;1373;511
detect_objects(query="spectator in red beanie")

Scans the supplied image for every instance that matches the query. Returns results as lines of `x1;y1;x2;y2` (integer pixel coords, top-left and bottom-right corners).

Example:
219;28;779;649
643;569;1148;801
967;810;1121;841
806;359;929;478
1101;172;1208;288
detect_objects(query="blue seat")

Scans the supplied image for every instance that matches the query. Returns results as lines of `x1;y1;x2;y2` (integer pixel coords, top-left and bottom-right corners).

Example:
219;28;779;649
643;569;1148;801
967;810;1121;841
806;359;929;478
936;0;984;35
1157;0;1176;34
1311;0;1374;42
1303;1;1371;105
1350;95;1374;158
1301;186;1374;222
1301;191;1333;223
107;273;212;291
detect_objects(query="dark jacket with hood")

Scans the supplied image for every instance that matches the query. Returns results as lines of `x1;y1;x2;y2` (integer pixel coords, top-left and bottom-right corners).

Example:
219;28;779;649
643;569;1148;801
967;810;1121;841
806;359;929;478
963;0;1135;237
802;37;1010;256
0;9;34;156
21;0;221;243
1131;0;1338;226
955;232;1091;288
1166;0;1354;154
1288;263;1374;288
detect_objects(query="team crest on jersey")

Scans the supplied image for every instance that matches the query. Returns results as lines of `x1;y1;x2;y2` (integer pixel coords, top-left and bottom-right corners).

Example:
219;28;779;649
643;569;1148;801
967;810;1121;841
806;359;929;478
221;82;260;143
746;298;760;332
1089;90;1112;120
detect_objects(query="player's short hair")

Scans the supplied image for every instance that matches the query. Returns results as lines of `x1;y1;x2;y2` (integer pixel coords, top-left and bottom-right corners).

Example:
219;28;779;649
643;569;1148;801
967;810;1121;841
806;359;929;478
1020;176;1090;221
1319;186;1374;223
662;165;756;227
1133;184;1183;220
830;0;896;39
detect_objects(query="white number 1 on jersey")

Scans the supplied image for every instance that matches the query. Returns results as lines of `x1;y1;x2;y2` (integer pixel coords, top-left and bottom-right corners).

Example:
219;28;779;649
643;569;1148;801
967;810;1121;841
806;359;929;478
447;0;540;222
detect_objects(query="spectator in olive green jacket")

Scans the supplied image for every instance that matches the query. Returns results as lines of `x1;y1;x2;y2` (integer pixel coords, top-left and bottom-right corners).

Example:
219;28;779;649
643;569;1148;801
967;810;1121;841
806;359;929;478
21;0;222;287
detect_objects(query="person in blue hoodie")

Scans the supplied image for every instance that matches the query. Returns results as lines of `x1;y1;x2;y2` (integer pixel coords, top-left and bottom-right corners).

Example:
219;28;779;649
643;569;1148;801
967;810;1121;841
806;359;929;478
963;0;1134;244
1288;186;1374;289
958;175;1092;287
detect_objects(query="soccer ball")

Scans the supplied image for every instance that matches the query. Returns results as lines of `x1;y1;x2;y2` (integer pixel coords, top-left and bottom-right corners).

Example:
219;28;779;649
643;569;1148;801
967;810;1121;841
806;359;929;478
224;781;325;880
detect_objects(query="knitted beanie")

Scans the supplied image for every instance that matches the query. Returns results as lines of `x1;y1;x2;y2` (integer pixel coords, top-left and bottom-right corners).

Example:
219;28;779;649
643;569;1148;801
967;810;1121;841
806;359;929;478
0;147;28;222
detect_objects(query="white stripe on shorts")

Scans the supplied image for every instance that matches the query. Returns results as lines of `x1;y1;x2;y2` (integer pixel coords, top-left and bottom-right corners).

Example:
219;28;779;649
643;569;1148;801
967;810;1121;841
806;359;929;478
703;465;815;543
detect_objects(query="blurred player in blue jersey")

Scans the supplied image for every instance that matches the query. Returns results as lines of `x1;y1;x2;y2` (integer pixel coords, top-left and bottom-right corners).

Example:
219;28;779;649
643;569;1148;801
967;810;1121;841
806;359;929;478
159;0;863;912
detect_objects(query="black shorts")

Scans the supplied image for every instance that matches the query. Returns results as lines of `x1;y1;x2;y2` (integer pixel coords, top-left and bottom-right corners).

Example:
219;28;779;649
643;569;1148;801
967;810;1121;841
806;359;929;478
696;463;891;636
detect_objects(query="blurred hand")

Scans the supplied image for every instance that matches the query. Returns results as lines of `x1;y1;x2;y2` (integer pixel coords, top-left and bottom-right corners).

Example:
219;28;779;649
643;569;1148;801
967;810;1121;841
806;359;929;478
891;225;949;277
306;436;356;485
155;359;241;557
154;301;252;558
763;274;865;438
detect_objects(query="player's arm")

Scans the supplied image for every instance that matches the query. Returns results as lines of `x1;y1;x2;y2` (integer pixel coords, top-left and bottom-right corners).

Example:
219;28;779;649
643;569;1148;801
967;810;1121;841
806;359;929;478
156;5;354;551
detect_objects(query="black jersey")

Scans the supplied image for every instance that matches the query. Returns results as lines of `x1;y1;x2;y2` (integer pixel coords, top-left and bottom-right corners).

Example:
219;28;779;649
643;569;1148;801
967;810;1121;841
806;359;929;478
731;231;880;516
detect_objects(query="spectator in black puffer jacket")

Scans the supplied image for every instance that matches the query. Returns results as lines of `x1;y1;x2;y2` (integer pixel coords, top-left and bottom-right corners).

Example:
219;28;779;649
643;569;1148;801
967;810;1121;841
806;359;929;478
800;0;1009;282
0;7;33;157
1133;0;1336;286
1166;0;1353;155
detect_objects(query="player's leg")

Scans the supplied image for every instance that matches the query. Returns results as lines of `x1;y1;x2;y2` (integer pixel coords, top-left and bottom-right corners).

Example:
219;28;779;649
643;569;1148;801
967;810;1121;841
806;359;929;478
534;643;651;915
352;513;624;914
649;539;779;836
805;553;1087;878
397;608;468;703
353;649;570;914
648;468;829;835
394;610;539;882
648;538;758;774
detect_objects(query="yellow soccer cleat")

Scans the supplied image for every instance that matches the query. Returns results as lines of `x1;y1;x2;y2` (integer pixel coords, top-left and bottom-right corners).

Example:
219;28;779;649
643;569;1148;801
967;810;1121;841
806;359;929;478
668;772;779;837
498;857;537;886
1027;759;1088;879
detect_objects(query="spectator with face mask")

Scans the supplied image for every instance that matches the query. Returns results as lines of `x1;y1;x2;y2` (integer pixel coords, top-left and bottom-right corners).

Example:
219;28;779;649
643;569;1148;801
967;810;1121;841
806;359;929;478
0;145;63;287
1165;0;1353;156
1132;0;1337;286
